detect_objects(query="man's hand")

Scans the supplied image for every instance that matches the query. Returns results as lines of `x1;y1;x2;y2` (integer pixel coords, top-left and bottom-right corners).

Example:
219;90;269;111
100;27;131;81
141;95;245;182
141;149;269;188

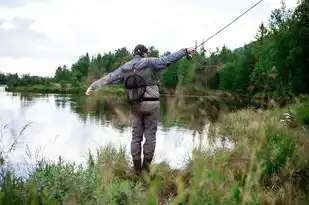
186;47;196;54
85;87;94;95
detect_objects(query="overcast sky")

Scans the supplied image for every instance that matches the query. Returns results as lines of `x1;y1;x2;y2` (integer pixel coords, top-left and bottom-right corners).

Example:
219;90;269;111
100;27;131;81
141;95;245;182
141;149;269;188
0;0;299;77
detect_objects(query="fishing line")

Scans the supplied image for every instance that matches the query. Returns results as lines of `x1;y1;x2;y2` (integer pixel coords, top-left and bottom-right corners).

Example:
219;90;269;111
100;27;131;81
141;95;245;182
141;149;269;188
187;0;264;66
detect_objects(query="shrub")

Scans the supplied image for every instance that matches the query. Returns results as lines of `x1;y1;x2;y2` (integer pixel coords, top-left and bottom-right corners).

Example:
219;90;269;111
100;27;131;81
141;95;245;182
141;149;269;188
295;102;309;127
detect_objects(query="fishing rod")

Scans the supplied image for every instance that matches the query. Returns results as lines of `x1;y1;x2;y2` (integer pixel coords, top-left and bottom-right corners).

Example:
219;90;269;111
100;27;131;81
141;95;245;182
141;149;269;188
186;0;264;65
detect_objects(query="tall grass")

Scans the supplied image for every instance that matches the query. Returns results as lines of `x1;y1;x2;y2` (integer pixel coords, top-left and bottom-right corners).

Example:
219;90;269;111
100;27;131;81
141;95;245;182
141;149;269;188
1;101;309;204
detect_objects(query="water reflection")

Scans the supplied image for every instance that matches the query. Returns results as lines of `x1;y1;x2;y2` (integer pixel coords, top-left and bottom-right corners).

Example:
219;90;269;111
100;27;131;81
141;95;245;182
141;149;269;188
68;92;229;131
0;86;234;176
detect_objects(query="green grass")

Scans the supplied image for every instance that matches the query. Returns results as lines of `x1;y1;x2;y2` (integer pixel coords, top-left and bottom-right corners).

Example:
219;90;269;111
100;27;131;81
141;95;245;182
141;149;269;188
1;102;309;204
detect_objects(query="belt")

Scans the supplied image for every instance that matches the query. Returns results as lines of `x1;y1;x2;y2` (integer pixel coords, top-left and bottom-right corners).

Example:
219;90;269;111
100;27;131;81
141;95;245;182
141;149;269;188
142;97;159;101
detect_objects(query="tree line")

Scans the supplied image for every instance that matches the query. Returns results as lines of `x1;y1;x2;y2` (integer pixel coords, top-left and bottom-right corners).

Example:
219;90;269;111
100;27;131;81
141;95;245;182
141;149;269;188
1;0;308;97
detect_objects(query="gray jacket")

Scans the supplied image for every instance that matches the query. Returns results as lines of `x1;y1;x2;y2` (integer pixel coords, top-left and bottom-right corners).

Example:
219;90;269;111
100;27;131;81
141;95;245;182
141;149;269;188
88;48;188;99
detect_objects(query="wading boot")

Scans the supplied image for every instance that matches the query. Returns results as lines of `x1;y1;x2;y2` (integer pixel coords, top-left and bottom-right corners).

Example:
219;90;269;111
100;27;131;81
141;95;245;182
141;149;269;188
132;159;142;175
142;158;152;174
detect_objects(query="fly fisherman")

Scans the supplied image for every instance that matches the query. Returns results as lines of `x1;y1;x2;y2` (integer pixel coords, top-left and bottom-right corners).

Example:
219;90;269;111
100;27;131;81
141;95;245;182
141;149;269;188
85;44;196;174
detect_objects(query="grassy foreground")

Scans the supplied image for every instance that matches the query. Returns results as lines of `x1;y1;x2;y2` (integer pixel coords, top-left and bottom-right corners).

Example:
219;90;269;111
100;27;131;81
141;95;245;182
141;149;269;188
1;102;309;205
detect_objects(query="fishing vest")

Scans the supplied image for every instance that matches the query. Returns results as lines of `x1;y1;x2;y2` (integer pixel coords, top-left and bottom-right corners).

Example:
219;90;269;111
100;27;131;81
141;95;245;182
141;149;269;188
122;65;160;105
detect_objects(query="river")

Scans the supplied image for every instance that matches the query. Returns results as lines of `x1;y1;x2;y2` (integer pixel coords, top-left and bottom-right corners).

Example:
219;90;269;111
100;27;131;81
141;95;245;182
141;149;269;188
0;86;233;176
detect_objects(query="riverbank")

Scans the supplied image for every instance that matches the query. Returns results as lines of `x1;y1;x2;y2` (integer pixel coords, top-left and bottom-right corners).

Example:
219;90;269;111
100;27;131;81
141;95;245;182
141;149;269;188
1;101;308;204
4;84;125;95
4;84;303;106
4;84;285;97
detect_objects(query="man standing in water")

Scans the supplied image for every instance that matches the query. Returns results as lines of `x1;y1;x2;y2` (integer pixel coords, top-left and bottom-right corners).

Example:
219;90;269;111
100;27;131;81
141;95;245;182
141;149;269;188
85;44;196;174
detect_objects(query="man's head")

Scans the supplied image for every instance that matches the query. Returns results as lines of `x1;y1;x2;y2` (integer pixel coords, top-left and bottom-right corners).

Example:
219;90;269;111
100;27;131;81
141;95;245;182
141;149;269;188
133;44;149;57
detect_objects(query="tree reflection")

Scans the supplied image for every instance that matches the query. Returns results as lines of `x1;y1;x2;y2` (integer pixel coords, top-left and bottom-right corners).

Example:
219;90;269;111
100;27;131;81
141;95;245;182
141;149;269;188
63;93;232;136
49;92;238;152
54;94;70;109
67;94;132;130
19;93;49;109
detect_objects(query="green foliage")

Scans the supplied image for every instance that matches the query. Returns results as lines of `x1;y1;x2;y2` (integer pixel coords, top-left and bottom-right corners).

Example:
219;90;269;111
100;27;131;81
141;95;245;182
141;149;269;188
295;102;309;127
28;158;101;204
256;126;296;176
0;73;53;87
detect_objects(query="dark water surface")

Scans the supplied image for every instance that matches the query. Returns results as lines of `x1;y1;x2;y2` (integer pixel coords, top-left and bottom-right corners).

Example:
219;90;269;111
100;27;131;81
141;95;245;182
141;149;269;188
0;86;234;175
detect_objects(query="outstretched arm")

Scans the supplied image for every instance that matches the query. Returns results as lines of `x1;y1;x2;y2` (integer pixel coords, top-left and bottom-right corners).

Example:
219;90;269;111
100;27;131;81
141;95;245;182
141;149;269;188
89;67;123;89
85;66;123;95
147;48;191;70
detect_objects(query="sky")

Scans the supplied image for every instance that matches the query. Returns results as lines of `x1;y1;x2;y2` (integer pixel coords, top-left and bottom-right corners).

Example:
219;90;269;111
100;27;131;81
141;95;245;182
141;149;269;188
0;0;300;77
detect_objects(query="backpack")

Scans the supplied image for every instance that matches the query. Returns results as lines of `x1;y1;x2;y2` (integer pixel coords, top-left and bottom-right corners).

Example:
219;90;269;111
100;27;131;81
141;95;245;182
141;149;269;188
124;68;147;105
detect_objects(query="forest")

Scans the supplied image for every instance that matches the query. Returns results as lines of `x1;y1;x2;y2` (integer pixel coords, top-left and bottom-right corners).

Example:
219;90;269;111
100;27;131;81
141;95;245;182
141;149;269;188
0;0;308;99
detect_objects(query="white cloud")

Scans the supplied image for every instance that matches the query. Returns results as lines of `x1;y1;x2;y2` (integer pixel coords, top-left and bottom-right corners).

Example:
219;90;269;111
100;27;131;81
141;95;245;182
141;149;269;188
0;0;300;77
0;22;15;30
0;57;58;76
